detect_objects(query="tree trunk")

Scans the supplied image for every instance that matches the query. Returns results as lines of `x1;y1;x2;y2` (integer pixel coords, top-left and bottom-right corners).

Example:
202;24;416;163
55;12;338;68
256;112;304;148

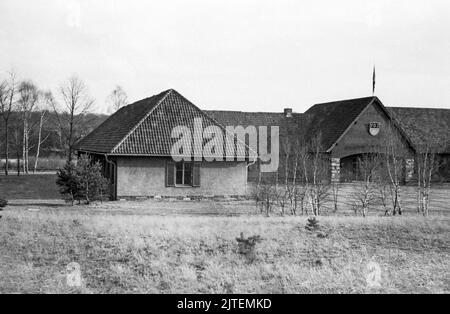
25;130;29;174
416;157;422;213
291;154;299;215
68;109;74;162
85;181;90;204
16;140;20;176
34;112;44;173
4;121;9;175
22;120;26;174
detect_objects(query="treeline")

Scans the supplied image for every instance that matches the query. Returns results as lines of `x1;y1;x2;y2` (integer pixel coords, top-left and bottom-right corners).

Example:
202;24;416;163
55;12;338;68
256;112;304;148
0;71;117;175
0;111;107;169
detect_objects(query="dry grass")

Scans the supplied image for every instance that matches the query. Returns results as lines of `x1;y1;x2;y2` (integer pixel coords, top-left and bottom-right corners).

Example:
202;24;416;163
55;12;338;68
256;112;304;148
0;201;449;294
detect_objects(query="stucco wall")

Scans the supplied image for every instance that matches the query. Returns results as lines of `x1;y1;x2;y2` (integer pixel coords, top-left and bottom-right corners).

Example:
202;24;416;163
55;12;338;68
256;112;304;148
116;157;248;197
331;102;413;158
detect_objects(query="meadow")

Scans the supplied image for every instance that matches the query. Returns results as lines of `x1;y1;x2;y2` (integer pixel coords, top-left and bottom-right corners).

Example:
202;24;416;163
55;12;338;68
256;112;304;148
0;174;449;294
0;198;449;294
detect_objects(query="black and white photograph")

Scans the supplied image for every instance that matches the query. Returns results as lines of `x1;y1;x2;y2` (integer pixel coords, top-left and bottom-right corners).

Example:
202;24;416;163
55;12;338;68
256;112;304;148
0;0;449;299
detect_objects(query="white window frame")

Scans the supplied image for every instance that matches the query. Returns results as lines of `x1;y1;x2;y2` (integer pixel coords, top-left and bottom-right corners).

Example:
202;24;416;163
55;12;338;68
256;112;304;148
174;161;193;187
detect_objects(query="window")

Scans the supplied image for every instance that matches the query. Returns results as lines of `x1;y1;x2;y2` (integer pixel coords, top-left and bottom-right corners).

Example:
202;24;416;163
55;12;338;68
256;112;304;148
176;162;192;186
166;161;200;187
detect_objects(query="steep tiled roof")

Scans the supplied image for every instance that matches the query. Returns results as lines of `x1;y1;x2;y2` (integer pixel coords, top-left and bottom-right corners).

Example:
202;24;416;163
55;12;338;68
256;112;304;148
304;97;377;151
74;90;170;153
388;107;450;153
75;89;249;158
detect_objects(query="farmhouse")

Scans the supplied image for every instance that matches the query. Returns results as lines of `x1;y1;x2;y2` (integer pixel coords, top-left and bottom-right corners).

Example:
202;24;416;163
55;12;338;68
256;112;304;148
207;97;450;183
75;89;450;199
74;89;254;199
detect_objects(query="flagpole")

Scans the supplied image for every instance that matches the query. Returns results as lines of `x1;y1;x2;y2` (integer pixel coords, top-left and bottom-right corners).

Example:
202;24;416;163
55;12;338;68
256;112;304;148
372;65;376;96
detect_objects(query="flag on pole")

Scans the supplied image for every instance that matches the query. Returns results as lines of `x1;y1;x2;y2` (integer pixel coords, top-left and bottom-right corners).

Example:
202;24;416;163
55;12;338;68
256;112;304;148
372;65;376;95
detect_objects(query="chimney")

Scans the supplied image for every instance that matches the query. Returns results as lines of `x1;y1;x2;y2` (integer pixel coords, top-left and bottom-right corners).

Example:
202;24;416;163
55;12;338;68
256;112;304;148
284;108;293;118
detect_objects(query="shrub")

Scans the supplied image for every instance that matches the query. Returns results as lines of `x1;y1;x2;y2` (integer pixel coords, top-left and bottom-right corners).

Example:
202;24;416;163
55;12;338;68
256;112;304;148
253;184;277;216
236;232;263;262
75;155;110;204
56;161;79;204
56;155;110;205
305;216;320;231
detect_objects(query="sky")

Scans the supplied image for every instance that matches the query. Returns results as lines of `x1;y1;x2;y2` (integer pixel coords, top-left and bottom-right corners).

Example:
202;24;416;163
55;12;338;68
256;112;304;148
0;0;449;114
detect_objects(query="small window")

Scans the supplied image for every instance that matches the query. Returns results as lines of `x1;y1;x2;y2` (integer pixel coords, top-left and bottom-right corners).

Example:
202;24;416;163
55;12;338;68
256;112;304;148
166;161;200;187
175;161;193;186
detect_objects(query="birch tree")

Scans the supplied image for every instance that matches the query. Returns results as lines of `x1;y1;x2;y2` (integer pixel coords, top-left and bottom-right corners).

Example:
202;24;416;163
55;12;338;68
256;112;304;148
277;137;291;215
18;80;39;174
352;154;381;217
415;142;443;216
307;133;330;216
33;91;52;172
384;124;407;215
290;139;308;215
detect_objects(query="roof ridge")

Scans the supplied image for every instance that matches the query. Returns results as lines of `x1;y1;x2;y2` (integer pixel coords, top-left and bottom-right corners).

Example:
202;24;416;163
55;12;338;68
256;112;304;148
389;106;450;111
206;109;304;115
111;89;173;154
313;96;376;106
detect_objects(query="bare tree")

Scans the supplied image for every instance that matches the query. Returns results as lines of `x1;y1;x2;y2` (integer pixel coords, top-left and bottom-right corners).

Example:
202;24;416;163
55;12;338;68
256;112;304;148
415;142;442;216
374;163;390;215
307;133;330;216
18;80;39;174
257;183;277;217
52;76;94;162
33;91;52;172
384;124;407;215
352;154;381;217
331;181;340;213
276;138;291;215
106;85;128;114
13;118;22;176
0;71;18;175
290;139;308;215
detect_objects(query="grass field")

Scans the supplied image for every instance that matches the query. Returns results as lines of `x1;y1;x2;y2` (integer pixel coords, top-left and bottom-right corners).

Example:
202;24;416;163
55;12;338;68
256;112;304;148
0;175;449;293
0;199;449;293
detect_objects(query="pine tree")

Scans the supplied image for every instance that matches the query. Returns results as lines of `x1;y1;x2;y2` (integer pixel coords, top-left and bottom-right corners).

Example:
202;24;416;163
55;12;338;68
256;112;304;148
56;161;78;205
56;155;110;205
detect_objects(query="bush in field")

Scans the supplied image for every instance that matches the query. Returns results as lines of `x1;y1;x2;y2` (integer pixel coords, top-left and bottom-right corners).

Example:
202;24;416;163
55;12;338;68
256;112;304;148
56;155;110;205
253;184;277;216
56;161;79;204
236;232;263;262
305;216;320;231
75;156;110;204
